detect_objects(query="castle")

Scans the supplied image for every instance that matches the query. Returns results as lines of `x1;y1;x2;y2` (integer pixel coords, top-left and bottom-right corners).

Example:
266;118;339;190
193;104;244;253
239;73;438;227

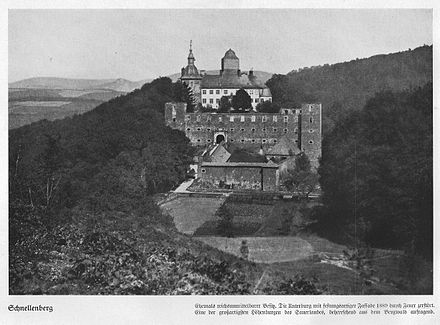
180;42;272;109
164;45;322;192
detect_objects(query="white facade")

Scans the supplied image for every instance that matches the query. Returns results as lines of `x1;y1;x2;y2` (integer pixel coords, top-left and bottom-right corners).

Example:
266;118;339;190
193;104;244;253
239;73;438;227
201;88;272;109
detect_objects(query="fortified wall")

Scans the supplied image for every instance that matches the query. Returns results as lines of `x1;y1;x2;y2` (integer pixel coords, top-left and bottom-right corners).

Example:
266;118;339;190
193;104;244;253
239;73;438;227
165;102;322;169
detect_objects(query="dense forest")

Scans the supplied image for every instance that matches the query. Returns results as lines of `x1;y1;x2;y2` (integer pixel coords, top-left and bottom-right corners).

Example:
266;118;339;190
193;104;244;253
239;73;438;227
9;77;322;295
314;83;432;262
9;78;263;294
266;45;432;134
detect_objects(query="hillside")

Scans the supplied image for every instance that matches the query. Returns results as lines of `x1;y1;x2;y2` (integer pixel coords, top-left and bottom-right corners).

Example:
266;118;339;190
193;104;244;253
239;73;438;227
9;77;151;92
10;77;318;295
266;45;432;134
8;88;126;129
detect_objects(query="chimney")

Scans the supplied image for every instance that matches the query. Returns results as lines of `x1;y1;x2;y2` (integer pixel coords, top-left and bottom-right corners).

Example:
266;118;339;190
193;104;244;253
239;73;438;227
249;69;254;77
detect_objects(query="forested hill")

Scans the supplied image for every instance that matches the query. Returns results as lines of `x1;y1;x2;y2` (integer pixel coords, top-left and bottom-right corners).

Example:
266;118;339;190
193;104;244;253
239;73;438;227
266;45;432;134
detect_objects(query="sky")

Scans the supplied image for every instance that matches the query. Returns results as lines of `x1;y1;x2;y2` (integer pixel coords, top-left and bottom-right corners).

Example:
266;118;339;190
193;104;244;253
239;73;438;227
8;9;432;82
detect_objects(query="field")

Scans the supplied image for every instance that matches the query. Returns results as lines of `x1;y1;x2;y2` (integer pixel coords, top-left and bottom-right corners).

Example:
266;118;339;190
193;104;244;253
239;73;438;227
160;195;226;234
159;194;433;294
8;88;125;129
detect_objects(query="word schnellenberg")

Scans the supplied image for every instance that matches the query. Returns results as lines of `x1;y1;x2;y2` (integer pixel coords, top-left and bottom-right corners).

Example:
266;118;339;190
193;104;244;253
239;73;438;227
194;302;436;316
8;304;54;313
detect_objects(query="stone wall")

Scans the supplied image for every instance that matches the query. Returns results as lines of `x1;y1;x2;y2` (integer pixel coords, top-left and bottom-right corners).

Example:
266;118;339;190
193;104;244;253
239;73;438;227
199;164;278;191
299;103;322;169
165;102;322;167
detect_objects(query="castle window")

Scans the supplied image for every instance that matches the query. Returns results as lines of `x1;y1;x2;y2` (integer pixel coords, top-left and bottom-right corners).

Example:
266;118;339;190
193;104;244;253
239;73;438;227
310;117;313;123
216;90;220;94
197;139;201;143
309;140;314;144
294;128;298;134
273;127;277;132
309;129;314;133
209;99;213;104
240;128;245;132
230;116;234;122
262;128;266;132
283;128;288;133
172;118;176;122
251;128;255;132
202;99;207;104
216;99;220;104
273;139;278;143
255;98;259;103
262;116;267;122
209;90;214;94
202;90;206;94
262;139;267;143
240;139;245;143
207;128;211;132
197;127;201;131
230;128;234;132
230;139;234;142
284;110;288;115
196;116;201;122
273;116;277;122
284;116;289;122
241;116;245;122
260;98;264;103
186;128;191;132
224;90;228;94
251;116;256;122
207;139;212;143
219;116;223;122
201;168;206;173
252;139;256;143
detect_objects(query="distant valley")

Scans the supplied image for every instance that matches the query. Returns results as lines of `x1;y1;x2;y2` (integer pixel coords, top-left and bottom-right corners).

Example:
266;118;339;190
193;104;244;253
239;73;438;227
8;72;273;129
8;77;151;129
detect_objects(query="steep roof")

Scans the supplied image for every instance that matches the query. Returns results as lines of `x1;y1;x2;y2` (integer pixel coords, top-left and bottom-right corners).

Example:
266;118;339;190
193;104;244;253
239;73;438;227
223;49;239;60
266;136;300;156
209;144;231;163
201;71;268;89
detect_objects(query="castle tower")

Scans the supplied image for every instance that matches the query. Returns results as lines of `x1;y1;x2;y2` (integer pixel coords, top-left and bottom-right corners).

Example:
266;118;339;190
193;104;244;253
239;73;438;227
180;40;202;104
300;103;322;170
221;49;240;76
164;102;187;132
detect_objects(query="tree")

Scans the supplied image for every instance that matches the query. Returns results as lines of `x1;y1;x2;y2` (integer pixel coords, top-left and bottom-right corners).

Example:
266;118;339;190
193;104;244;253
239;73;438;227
218;96;232;113
216;204;234;238
256;100;280;113
316;84;432;258
173;81;195;112
283;152;319;198
231;88;252;112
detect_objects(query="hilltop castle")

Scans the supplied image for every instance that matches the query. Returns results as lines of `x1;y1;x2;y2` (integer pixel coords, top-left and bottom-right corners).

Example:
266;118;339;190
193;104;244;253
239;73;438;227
165;45;322;192
180;42;272;109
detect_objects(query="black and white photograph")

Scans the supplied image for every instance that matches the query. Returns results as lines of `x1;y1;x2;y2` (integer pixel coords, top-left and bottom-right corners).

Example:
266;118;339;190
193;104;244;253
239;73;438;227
3;2;438;324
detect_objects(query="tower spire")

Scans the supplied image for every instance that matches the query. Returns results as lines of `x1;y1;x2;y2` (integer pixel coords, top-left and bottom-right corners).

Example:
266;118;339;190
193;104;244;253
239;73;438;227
187;40;195;63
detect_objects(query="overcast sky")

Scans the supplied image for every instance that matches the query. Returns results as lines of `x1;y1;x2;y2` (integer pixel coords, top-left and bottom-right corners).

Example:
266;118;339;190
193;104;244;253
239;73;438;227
8;9;432;82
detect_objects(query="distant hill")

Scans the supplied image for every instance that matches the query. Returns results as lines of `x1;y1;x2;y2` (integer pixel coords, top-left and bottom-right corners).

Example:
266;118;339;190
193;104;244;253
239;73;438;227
9;77;151;92
266;45;432;134
167;70;273;84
